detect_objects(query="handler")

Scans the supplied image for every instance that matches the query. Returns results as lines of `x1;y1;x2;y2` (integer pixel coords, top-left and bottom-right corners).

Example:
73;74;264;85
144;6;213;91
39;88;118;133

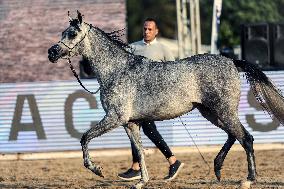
118;18;184;182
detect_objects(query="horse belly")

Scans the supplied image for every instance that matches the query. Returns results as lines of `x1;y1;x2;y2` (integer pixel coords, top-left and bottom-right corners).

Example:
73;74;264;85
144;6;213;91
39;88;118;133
133;95;195;121
153;100;195;120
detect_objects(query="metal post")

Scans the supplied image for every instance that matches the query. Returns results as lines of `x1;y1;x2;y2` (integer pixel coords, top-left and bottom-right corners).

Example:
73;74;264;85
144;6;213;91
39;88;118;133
181;0;191;58
190;0;196;54
189;0;201;55
176;0;192;59
176;0;184;58
195;0;201;54
210;0;222;54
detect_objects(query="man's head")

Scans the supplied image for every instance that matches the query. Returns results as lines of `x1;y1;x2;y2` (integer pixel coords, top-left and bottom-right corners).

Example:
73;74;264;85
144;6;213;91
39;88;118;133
143;18;159;44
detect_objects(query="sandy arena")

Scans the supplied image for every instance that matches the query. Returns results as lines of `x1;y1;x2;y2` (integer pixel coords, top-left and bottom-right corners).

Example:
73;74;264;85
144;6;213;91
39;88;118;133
0;147;284;189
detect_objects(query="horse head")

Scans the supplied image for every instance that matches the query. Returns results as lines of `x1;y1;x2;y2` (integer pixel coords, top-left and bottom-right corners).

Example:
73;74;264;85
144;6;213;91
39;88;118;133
48;10;90;63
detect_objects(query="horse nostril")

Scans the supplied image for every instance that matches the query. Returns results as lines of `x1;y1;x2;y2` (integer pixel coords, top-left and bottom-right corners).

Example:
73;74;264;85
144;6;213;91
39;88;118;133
48;44;61;55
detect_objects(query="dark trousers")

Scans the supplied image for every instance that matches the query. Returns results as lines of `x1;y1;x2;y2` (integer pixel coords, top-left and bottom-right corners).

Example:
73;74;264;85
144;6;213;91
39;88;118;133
131;121;174;163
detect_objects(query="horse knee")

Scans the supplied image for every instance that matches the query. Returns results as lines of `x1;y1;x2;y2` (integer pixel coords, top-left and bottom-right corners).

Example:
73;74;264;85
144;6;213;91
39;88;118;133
246;133;254;143
80;130;94;146
80;132;88;146
242;133;254;150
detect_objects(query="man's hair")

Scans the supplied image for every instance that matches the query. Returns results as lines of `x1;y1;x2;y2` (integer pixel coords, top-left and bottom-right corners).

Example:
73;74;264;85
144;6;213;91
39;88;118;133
144;17;159;29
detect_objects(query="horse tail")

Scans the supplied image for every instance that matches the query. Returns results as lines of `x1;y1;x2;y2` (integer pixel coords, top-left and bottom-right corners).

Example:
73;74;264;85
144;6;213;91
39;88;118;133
233;59;284;125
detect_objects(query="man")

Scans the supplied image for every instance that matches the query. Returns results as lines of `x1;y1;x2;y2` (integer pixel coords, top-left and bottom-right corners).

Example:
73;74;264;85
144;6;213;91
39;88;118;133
118;18;184;182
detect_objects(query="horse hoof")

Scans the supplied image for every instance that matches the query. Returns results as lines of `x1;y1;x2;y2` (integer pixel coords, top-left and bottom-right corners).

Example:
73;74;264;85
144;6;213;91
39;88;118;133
214;170;221;181
240;180;252;189
130;181;144;189
130;185;142;189
92;165;104;178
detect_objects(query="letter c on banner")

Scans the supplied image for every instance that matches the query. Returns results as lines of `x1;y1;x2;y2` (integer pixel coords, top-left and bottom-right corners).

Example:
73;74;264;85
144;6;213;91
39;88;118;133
65;90;98;139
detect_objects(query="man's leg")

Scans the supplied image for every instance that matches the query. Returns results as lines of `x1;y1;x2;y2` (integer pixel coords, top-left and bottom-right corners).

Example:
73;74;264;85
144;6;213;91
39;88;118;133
117;123;142;181
141;121;174;159
131;139;141;169
141;121;184;181
118;121;184;181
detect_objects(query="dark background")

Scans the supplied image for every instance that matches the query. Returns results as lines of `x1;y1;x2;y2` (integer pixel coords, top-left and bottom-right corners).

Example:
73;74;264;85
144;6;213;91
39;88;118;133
127;0;284;47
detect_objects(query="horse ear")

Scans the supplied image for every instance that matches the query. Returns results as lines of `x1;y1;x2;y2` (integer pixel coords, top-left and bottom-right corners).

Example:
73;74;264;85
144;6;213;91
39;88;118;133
68;11;73;22
77;10;83;24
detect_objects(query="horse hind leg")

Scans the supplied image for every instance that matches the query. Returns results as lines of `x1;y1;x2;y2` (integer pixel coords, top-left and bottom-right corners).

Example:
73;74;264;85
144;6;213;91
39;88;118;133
197;105;236;181
219;114;256;188
237;126;256;180
199;104;256;188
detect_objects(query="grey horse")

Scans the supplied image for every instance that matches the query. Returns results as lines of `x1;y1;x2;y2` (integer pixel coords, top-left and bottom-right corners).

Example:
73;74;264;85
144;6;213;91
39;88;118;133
48;11;284;189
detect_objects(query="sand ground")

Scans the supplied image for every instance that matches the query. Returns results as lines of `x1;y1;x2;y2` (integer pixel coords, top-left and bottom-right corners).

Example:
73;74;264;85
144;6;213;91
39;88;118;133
0;149;284;189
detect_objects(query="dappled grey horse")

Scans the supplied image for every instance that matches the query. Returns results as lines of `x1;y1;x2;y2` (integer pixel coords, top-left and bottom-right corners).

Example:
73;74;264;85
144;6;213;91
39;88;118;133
48;11;284;189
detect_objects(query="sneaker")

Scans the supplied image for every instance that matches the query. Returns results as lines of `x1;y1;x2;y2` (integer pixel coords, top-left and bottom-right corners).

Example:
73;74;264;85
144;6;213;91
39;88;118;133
117;168;141;181
164;160;184;181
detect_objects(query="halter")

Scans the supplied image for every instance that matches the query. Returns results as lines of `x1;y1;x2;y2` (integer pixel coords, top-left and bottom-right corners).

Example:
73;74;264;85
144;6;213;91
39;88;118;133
59;23;100;95
59;23;92;57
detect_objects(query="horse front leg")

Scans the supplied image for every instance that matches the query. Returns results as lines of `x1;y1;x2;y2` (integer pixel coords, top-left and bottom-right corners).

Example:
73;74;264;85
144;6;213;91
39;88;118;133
80;112;126;177
124;123;149;189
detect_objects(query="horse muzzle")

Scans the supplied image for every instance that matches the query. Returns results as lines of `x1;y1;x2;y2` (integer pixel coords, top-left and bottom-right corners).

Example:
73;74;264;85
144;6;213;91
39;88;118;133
48;44;67;63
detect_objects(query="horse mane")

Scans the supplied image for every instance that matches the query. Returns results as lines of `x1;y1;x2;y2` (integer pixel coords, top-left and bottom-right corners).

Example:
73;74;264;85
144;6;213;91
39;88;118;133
93;26;133;53
88;24;148;64
93;25;149;65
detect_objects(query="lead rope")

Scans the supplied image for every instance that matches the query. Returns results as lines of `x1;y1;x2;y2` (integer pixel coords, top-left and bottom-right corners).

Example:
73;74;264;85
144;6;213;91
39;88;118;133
178;116;211;177
67;58;100;94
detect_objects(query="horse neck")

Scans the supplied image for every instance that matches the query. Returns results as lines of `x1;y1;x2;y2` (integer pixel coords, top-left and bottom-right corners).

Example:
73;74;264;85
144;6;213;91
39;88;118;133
82;27;131;86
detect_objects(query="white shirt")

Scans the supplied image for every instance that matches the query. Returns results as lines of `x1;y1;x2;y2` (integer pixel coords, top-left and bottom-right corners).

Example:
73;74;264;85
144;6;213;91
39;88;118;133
130;38;175;62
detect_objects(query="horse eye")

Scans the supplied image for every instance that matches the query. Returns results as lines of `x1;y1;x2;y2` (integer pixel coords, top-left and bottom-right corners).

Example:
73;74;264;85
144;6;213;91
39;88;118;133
68;30;77;39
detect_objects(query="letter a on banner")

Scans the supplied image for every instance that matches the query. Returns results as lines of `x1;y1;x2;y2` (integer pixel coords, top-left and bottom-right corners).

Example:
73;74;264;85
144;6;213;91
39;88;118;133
9;95;46;140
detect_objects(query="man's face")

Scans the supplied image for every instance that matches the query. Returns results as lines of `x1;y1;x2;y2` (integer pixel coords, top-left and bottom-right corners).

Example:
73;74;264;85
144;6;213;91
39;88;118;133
143;21;158;43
